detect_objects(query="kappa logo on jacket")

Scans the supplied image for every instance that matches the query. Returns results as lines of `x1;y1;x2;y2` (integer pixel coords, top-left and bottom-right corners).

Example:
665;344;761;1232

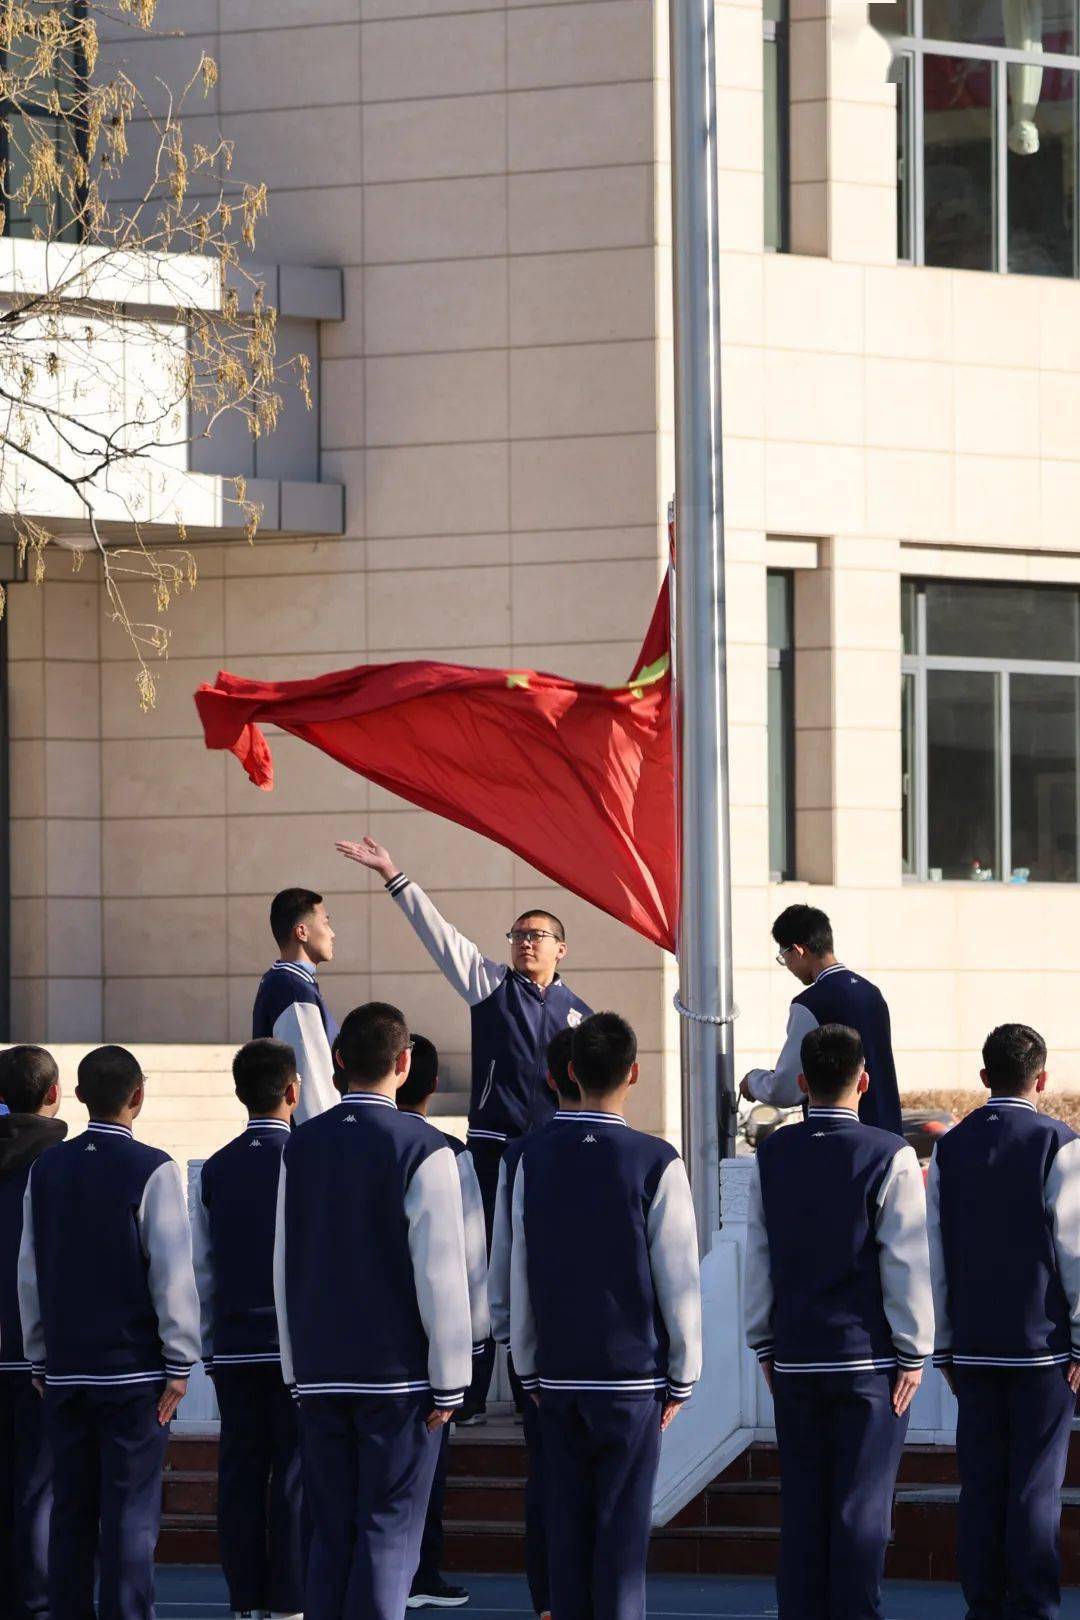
583;1134;597;1144
343;1113;357;1124
84;1143;97;1153
249;1138;263;1148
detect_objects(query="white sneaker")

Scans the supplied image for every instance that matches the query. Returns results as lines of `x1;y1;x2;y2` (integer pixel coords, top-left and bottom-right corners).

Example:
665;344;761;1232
233;1612;268;1619
270;1613;303;1618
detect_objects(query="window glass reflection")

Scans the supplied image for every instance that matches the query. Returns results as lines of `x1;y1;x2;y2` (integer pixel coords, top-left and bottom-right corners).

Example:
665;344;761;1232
927;669;1001;879
1010;674;1080;881
923;55;995;270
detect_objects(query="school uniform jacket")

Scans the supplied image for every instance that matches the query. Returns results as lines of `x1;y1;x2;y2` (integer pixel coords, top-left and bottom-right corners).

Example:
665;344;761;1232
439;1130;491;1352
273;1093;473;1406
744;1107;933;1374
927;1097;1080;1370
744;964;903;1136
490;1116;567;1346
191;1117;291;1371
252;960;338;1124
17;1122;200;1388
0;1114;66;1373
510;1111;702;1401
386;875;592;1145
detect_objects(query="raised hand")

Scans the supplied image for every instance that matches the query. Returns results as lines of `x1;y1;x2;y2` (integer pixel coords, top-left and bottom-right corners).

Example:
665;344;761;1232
335;835;398;882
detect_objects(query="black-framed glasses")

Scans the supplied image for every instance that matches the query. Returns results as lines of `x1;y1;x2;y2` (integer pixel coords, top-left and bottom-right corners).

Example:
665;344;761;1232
506;929;561;945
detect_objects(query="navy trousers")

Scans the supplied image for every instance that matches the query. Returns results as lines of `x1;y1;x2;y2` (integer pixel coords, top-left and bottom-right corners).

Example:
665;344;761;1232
521;1392;549;1615
44;1383;171;1620
301;1393;441;1620
954;1363;1077;1620
214;1364;304;1614
461;1140;501;1419
539;1390;662;1620
413;1424;450;1589
772;1369;908;1620
0;1374;51;1620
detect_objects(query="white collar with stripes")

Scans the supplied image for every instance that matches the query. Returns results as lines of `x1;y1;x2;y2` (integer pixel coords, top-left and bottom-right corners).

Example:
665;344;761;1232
87;1121;133;1138
337;1092;396;1110
554;1110;627;1127
806;1107;859;1122
813;963;848;983
272;958;317;982
245;1118;291;1133
983;1097;1038;1114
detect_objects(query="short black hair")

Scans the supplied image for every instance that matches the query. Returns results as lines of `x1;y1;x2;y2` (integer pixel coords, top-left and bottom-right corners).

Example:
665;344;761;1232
570;1012;636;1095
773;904;833;957
546;1027;578;1101
800;1023;864;1099
982;1024;1047;1094
336;1002;409;1086
77;1045;144;1118
513;909;565;943
270;888;323;950
397;1033;438;1109
233;1038;296;1114
0;1045;58;1113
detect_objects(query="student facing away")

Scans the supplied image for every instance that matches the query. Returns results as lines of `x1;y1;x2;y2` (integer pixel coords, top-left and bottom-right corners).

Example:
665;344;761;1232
192;1038;305;1620
393;1032;489;1612
17;1045;200;1620
510;1012;702;1620
274;1002;472;1620
0;1045;66;1620
927;1024;1080;1620
745;1022;933;1620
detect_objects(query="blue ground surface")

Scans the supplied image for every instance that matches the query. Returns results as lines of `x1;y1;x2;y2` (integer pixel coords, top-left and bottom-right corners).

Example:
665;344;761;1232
155;1566;1080;1617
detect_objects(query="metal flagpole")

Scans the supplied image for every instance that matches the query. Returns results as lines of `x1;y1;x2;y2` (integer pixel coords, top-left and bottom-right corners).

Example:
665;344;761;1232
669;0;737;1252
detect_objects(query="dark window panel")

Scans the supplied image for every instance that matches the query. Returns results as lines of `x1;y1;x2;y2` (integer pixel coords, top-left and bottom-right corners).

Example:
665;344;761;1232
927;668;1001;879
1010;674;1080;881
923;54;995;270
924;580;1080;660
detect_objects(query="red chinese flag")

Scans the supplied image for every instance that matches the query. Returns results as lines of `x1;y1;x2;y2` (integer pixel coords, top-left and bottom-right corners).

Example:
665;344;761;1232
194;575;676;951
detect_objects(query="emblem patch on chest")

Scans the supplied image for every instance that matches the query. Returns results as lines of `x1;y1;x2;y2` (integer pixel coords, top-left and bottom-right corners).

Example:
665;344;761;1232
567;1009;582;1028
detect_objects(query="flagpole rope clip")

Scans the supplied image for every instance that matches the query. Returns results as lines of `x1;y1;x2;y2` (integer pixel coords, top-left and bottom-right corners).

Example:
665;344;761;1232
672;993;739;1025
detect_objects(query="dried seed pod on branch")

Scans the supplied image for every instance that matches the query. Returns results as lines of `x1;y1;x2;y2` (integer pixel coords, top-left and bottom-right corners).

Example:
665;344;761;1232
0;0;311;707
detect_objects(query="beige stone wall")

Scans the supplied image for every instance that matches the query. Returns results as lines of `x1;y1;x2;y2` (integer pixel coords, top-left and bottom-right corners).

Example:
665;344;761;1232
11;1;1080;1172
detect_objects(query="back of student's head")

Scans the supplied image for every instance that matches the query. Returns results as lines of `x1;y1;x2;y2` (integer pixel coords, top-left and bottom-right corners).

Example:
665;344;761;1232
233;1038;296;1115
570;1012;637;1097
270;887;322;950
546;1026;578;1102
77;1045;143;1118
982;1023;1047;1096
396;1033;438;1108
336;1002;409;1085
773;903;833;956
800;1023;864;1100
0;1045;58;1114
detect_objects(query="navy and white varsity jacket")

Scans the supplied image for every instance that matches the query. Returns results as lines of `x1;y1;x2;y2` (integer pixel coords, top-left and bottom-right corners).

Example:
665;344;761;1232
927;1098;1080;1369
273;1093;473;1406
439;1130;491;1352
386;875;592;1144
0;1114;66;1374
252;960;338;1124
745;1107;933;1374
191;1117;291;1371
510;1111;702;1401
17;1123;200;1387
744;963;903;1136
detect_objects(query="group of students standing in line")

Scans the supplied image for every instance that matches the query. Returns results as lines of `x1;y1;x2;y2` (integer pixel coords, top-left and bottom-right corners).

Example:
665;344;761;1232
3;829;1080;1620
0;832;704;1620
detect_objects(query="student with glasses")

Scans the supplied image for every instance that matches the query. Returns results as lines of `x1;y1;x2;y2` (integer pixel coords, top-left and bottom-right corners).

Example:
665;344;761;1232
335;834;591;1425
740;904;903;1137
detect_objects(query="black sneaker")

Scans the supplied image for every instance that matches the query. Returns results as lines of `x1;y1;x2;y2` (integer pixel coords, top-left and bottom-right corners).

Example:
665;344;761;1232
406;1576;470;1608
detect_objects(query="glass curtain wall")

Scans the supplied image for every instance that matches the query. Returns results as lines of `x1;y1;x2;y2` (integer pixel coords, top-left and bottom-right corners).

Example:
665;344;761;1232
902;579;1080;882
896;1;1080;275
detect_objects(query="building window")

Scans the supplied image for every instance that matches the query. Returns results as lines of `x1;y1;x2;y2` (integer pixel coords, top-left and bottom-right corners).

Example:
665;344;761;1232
896;1;1080;275
764;0;789;251
902;578;1080;883
767;571;794;881
1;3;86;243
